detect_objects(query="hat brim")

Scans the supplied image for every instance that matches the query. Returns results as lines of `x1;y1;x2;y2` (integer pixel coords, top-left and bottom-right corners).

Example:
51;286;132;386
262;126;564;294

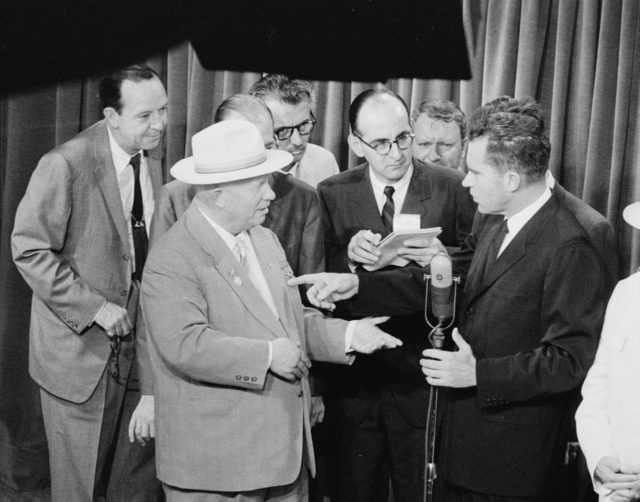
170;150;293;185
623;201;640;230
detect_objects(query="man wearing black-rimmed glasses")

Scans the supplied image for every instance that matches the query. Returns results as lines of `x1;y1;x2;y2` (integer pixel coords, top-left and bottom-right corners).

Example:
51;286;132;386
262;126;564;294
249;74;339;188
316;88;475;502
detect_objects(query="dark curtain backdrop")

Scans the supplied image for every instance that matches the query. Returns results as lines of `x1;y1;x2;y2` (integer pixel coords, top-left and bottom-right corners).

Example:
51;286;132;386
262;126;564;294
1;0;639;498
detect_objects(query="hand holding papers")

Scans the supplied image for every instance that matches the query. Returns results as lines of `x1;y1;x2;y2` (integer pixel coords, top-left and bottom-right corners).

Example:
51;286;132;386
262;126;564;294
363;226;442;271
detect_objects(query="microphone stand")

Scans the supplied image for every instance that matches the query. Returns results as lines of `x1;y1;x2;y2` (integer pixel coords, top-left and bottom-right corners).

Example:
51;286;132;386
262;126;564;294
422;273;460;502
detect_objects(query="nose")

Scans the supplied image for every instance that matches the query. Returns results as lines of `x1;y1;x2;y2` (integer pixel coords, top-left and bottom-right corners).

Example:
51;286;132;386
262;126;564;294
388;141;403;160
150;110;167;131
289;128;304;146
265;183;276;201
461;172;472;187
427;144;440;161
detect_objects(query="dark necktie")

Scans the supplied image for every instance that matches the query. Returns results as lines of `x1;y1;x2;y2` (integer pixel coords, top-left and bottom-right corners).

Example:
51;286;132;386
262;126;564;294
381;185;395;234
483;218;509;279
130;153;148;281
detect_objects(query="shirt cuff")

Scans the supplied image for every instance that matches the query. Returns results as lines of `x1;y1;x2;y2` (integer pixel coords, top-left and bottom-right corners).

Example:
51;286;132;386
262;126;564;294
92;300;108;325
344;320;358;365
268;340;273;367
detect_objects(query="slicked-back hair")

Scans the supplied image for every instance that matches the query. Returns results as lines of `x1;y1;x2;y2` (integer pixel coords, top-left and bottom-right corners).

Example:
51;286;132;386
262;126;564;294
468;96;545;139
474;112;550;182
348;88;410;134
98;63;161;113
248;74;314;106
214;94;273;125
411;100;467;139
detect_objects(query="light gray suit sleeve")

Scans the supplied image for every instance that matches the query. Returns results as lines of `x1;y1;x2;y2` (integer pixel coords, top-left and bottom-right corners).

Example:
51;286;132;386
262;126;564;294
12;152;106;332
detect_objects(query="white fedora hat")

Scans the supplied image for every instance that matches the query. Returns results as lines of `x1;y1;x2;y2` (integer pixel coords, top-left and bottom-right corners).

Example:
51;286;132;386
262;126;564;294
623;201;640;230
171;119;293;184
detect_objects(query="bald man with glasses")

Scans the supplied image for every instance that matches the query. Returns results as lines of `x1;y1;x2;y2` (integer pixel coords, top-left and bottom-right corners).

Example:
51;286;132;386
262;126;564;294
316;88;475;502
249;74;339;188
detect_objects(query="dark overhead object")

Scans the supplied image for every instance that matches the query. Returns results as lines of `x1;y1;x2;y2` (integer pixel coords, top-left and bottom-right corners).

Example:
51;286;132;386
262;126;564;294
0;0;469;97
192;0;471;82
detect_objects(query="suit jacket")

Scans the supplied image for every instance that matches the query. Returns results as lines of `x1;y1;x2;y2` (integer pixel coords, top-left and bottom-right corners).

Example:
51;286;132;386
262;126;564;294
576;273;640;502
553;182;619;292
439;191;606;496
141;204;350;491
150;171;323;276
295;142;340;188
317;161;475;426
11;120;162;402
350;181;619;318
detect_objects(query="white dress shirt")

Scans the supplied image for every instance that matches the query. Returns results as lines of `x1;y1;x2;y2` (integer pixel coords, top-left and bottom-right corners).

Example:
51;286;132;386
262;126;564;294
107;126;155;274
498;187;552;257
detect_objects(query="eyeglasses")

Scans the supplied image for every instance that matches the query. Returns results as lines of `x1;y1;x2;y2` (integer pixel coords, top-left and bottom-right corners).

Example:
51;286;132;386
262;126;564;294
354;132;415;156
274;112;317;141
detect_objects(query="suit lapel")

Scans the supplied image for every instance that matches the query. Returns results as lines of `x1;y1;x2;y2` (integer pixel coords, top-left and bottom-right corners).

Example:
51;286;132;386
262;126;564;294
185;206;287;339
466;195;559;304
401;165;432;217
93;121;130;250
351;166;388;235
146;152;164;196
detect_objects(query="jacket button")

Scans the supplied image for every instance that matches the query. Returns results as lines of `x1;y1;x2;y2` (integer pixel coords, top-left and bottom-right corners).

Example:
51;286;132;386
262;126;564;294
122;255;129;261
120;290;128;297
236;375;242;380
251;377;257;382
297;390;303;398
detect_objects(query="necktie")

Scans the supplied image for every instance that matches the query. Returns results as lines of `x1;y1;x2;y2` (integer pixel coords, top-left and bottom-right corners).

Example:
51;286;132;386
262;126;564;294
483;219;509;279
381;185;395;234
234;237;248;269
130;153;148;281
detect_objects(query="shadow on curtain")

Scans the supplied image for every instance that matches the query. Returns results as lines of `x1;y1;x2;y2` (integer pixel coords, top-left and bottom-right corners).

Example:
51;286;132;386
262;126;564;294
1;0;639;498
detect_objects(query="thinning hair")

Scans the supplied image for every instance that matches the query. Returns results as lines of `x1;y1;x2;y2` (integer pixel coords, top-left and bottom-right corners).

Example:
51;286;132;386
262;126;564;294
98;63;160;112
248;74;314;106
472;112;550;182
214;94;273;125
348;88;410;134
411;100;467;139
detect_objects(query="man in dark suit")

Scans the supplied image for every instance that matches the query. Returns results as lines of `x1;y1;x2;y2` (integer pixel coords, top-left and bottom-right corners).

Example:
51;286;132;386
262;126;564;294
316;88;475;502
12;64;166;501
151;94;323;278
414;111;607;501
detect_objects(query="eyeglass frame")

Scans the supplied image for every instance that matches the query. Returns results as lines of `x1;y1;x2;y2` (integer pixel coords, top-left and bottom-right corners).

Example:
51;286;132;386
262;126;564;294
273;111;317;141
353;131;415;156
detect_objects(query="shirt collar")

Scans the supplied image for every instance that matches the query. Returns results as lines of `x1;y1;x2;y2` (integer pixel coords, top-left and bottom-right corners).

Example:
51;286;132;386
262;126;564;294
368;162;413;194
506;187;552;236
107;125;143;173
196;202;248;251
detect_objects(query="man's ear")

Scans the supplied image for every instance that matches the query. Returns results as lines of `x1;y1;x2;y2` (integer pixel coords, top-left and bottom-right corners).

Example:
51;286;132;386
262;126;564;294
348;133;365;158
103;107;119;128
505;170;522;192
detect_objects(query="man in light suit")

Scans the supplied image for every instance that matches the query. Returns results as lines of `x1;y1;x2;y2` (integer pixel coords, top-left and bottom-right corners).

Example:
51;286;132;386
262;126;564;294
151;94;323;278
249;74;339;188
315;88;475;502
12;64;167;501
141;119;402;501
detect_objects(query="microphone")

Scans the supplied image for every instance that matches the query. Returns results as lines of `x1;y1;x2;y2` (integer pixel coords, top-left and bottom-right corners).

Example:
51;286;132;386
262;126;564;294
430;253;453;320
